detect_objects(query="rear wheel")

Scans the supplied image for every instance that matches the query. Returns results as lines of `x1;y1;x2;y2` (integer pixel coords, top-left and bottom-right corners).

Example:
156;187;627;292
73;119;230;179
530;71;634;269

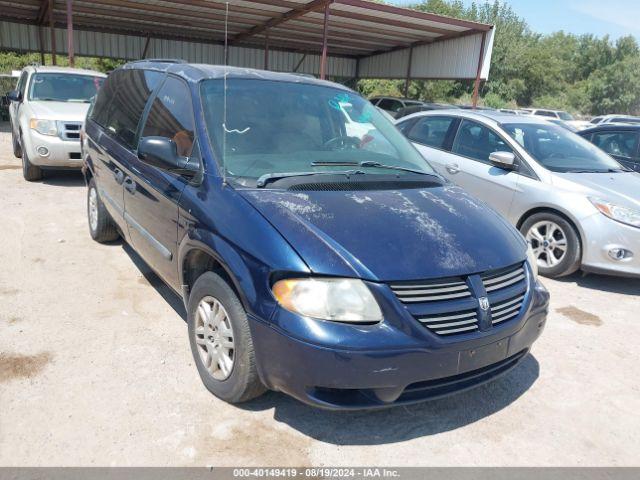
187;271;265;404
521;212;581;278
87;177;119;242
20;135;42;182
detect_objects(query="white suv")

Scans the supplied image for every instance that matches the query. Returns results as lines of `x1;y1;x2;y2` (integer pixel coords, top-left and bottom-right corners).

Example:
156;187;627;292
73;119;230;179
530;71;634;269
8;66;106;181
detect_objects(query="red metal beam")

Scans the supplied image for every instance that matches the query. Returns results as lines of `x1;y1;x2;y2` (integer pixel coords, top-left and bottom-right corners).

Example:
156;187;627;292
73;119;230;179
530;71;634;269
264;29;269;70
319;1;331;79
66;0;74;67
403;45;413;97
472;31;487;109
49;0;56;65
36;0;49;24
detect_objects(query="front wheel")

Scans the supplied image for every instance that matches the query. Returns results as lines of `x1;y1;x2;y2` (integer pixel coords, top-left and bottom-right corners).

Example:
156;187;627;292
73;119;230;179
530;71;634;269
87;178;119;242
187;272;265;404
12;129;22;158
521;212;581;278
20;135;42;182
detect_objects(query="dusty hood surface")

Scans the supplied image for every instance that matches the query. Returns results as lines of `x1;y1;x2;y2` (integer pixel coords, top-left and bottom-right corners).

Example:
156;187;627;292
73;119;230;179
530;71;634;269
240;185;526;281
29;101;91;122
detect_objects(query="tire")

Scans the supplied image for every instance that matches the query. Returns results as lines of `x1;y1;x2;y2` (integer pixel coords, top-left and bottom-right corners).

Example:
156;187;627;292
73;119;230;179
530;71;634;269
87;177;119;243
187;271;265;404
20;135;42;182
520;212;581;278
12;129;22;158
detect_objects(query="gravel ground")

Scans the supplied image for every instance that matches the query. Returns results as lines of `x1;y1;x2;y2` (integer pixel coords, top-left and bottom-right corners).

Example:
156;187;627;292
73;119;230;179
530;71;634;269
0;121;639;466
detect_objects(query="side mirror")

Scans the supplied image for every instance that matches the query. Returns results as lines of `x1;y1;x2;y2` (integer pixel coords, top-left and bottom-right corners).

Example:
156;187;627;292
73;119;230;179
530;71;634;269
138;136;199;176
489;151;516;170
7;90;22;102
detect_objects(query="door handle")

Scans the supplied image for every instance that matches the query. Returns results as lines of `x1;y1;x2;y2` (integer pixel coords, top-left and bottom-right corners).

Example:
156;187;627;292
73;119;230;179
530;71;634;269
124;176;136;194
446;163;460;174
113;168;124;185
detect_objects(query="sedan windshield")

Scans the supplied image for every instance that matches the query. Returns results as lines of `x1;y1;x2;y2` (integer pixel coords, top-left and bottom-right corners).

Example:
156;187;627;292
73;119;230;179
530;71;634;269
28;73;104;103
200;79;435;185
502;122;624;172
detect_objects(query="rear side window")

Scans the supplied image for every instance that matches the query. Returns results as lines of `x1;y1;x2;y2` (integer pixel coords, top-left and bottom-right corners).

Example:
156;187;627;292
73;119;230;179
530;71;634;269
407;116;456;149
141;76;195;157
90;69;164;149
592;131;639;159
452;119;513;163
534;110;557;118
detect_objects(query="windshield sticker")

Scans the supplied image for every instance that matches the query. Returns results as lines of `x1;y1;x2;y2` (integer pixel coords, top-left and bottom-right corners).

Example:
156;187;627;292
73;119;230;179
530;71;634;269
328;92;351;111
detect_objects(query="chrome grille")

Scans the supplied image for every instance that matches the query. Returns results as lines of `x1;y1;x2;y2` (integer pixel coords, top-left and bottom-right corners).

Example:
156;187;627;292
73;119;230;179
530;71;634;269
416;309;479;335
491;293;526;325
482;264;526;292
389;278;471;303
58;121;82;141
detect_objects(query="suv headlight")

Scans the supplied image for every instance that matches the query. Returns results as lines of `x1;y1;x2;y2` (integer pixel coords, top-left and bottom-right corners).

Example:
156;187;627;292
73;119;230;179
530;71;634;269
526;242;539;281
272;277;383;323
590;197;640;228
30;118;58;136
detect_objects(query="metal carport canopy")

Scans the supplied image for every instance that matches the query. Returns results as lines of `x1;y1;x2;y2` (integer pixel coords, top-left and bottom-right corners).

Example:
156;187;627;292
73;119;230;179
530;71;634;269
0;0;494;99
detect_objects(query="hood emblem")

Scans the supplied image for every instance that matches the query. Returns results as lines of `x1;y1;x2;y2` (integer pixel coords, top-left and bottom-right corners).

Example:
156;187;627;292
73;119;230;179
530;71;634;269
478;296;490;311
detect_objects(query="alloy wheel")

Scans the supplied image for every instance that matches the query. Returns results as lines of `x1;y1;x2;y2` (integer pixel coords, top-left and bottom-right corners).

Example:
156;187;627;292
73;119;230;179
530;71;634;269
526;220;568;268
194;296;235;381
88;187;99;232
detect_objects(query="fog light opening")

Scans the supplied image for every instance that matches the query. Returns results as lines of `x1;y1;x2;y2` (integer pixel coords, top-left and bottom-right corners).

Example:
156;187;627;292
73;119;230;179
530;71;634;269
608;248;633;261
36;146;50;157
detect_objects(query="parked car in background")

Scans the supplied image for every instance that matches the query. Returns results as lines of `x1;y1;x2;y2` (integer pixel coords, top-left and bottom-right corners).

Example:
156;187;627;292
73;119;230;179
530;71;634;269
395;102;457;120
589;114;640;126
369;96;424;118
83;60;548;409
8;66;106;181
528;109;590;130
398;110;640;278
546;118;578;132
579;124;640;173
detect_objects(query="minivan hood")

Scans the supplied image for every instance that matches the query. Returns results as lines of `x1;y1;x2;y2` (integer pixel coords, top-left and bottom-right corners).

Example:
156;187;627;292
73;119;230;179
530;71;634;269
240;185;526;281
29;101;90;121
553;171;640;210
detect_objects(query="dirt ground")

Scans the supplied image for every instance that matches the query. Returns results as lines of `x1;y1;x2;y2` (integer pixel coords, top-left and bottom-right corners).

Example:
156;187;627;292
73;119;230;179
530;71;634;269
0;121;639;466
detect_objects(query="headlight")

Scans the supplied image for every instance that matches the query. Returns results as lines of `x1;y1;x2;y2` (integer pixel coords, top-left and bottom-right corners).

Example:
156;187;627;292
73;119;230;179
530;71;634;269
526;242;539;281
272;277;383;323
30;118;58;136
590;197;640;228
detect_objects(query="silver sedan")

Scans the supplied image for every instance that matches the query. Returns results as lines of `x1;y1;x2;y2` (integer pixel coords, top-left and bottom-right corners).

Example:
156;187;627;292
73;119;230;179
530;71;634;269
397;110;640;278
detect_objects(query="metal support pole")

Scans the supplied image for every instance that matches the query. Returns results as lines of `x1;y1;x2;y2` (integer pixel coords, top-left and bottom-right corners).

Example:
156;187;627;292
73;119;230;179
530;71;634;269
293;53;307;72
141;35;151;59
264;30;269;70
49;0;56;65
319;2;331;80
66;0;74;67
404;45;413;98
472;31;487;110
38;26;45;65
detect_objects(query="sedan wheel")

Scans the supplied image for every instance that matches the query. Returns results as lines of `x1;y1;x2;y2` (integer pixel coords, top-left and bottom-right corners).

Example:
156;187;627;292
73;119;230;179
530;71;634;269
526;220;568;268
194;296;235;381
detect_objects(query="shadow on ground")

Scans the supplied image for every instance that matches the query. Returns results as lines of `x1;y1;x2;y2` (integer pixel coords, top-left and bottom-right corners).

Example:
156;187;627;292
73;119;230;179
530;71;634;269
41;169;85;187
558;271;640;296
240;354;539;445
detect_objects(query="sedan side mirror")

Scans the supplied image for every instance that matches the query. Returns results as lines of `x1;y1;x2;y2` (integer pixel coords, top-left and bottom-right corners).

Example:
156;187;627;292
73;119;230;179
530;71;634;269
7;90;22;102
138;136;199;177
489;151;516;170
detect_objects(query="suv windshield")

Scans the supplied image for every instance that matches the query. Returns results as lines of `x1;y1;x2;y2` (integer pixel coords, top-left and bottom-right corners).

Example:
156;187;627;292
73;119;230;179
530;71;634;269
557;111;574;121
200;79;435;185
503;122;624;172
28;73;104;103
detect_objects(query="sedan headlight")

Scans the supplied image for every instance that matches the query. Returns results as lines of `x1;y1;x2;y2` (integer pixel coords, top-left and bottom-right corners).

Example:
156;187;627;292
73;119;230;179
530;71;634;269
526;242;539;281
589;197;640;228
30;118;58;136
272;277;383;323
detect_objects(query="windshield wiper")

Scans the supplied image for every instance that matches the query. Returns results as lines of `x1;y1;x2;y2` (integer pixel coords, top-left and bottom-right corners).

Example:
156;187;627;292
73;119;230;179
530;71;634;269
311;160;436;177
256;170;365;188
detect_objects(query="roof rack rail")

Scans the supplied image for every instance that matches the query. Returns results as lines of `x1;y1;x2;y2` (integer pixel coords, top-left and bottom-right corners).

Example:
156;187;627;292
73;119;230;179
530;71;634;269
128;58;187;64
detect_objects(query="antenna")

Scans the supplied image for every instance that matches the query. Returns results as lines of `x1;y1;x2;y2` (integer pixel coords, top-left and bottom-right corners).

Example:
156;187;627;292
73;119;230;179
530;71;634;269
222;1;229;186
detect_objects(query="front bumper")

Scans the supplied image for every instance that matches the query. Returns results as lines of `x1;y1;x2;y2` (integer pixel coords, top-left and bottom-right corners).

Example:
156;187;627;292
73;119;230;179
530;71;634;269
249;281;549;410
22;130;83;168
580;212;640;277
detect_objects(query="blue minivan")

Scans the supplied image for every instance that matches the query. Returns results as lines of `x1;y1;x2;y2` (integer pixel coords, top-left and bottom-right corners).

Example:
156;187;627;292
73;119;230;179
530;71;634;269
82;60;549;410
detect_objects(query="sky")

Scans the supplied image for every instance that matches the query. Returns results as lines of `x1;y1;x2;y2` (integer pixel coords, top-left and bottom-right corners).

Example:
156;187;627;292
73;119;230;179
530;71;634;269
389;0;640;40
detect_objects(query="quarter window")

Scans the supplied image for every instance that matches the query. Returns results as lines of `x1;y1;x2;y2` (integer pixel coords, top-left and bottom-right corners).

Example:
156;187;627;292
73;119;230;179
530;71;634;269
407;116;456;149
592;131;639;159
452;120;513;163
141;76;195;157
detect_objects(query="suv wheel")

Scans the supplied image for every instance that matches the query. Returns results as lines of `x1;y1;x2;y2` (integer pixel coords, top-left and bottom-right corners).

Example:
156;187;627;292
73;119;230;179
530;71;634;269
521;212;581;278
20;134;42;182
187;272;265;404
87;178;119;242
12;129;22;158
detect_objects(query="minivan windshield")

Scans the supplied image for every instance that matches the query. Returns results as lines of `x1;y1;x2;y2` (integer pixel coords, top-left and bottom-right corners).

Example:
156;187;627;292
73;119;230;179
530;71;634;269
28;73;104;103
503;122;625;173
200;79;436;185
